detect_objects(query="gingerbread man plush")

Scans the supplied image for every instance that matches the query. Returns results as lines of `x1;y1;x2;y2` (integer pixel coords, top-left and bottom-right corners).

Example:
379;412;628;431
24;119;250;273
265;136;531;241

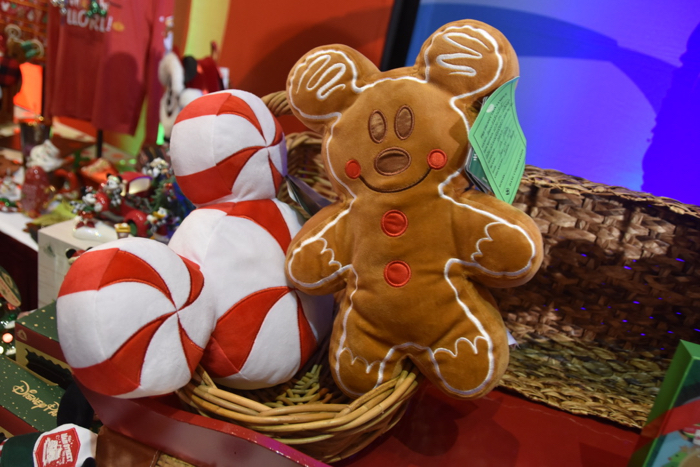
285;19;543;399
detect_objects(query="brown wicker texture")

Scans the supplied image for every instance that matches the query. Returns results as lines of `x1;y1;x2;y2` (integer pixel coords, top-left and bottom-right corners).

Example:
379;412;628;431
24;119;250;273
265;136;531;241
493;167;700;428
156;454;196;467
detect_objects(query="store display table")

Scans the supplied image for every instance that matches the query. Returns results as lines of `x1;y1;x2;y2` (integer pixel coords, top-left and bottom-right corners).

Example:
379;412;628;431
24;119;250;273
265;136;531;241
83;378;639;466
0;119;132;311
339;383;639;467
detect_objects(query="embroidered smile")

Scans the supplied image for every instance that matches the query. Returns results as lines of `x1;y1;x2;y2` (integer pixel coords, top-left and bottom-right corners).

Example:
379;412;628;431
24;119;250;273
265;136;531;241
359;167;432;193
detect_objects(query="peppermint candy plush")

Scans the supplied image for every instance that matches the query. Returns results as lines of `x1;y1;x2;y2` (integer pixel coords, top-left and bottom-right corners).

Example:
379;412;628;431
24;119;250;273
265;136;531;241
57;90;332;397
57;238;214;398
169;90;332;389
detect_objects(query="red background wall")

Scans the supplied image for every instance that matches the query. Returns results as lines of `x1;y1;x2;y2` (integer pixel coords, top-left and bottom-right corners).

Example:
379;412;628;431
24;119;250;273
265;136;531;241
186;0;395;133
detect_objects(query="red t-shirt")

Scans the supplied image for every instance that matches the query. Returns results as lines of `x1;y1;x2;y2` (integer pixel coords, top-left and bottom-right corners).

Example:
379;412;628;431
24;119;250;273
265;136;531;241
45;0;173;143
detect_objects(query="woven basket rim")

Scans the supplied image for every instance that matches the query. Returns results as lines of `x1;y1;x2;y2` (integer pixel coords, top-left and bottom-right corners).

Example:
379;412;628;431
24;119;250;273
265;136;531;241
521;165;700;219
177;361;423;463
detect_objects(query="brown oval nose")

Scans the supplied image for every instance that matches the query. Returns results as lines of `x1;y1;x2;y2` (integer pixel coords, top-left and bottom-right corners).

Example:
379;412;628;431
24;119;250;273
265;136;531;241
374;148;411;175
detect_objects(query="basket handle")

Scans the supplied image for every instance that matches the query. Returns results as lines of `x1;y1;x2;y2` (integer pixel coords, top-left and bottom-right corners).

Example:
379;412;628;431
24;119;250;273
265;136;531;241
262;91;322;149
262;91;291;118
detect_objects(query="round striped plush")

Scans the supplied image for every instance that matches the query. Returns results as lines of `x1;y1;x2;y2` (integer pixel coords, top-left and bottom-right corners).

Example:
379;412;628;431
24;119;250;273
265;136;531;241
55;90;331;398
168;198;333;390
56;238;216;398
169;89;287;206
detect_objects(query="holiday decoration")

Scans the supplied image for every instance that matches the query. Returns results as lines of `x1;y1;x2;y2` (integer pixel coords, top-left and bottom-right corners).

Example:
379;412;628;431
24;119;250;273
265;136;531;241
0;265;20;359
0;356;64;435
50;0;67;16
157;44;225;140
57;90;332;398
19;165;54;219
0;24;44;123
0;424;97;466
68;157;192;242
157;52;203;140
85;0;108;18
0;171;20;212
285;19;543;399
56;237;215;398
27;140;63;173
632;340;700;466
14;302;71;388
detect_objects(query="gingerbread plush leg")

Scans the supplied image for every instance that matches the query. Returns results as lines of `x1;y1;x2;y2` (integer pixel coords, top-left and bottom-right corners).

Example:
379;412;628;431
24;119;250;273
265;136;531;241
328;295;405;397
417;279;510;399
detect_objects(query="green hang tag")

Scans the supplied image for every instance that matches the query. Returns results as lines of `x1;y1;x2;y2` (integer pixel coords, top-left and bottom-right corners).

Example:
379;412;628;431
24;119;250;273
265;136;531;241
468;77;526;204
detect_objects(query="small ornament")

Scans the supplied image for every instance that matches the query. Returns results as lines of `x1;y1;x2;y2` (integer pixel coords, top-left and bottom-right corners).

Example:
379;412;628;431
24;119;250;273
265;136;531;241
19;165;54;218
70;186;101;229
86;0;108;18
0;265;21;358
50;0;67;15
0;171;21;203
101;174;123;209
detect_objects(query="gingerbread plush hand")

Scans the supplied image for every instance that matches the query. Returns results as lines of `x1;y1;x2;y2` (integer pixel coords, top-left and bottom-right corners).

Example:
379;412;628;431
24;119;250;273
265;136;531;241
285;20;543;399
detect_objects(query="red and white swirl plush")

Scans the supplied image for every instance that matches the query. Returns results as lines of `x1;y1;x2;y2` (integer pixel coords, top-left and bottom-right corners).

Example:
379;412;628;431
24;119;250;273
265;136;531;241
57;239;215;398
169;90;332;389
57;90;332;397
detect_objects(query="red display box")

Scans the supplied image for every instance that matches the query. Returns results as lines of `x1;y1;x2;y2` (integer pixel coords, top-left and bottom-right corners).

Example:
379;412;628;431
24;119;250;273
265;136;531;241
78;382;327;467
14;302;72;387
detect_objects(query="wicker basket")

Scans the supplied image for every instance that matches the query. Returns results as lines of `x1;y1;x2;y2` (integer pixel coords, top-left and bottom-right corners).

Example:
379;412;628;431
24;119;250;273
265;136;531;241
177;90;700;464
493;167;700;429
178;350;421;463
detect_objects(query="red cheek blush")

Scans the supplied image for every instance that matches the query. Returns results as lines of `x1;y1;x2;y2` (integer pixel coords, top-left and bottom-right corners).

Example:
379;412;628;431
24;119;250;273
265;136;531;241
345;159;362;179
427;149;447;170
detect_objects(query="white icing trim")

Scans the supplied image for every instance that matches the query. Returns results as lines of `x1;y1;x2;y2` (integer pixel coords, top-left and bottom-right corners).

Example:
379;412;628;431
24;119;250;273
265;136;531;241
438;171;539;276
286;206;353;289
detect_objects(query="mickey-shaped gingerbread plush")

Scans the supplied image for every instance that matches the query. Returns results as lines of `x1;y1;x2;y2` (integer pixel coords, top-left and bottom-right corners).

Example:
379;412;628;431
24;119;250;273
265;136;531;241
285;19;543;399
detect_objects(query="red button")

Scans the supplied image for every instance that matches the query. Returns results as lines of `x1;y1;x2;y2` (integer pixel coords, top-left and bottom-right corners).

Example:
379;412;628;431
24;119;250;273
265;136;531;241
427;149;447;170
381;210;408;237
345;159;361;179
384;261;411;287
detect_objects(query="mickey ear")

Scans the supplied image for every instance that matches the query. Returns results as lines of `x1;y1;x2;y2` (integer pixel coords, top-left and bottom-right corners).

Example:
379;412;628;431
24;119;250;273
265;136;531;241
287;45;378;133
182;55;199;85
158;52;184;95
417;20;519;102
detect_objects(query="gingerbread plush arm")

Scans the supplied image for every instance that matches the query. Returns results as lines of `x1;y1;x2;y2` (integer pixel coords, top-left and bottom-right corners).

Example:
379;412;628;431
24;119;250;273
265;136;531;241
286;203;352;296
450;187;543;288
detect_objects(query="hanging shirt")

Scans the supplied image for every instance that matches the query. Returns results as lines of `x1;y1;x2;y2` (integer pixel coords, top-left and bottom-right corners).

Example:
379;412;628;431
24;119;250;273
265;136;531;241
45;0;173;143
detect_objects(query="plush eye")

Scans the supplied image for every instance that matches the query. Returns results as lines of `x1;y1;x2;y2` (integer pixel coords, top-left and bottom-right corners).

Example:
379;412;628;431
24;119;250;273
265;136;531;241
369;110;387;143
395;105;414;140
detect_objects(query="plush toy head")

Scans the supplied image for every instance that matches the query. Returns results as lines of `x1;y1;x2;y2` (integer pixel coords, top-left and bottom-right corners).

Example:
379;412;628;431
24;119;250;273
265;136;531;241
158;51;203;140
287;20;518;201
169;89;287;206
285;20;543;399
